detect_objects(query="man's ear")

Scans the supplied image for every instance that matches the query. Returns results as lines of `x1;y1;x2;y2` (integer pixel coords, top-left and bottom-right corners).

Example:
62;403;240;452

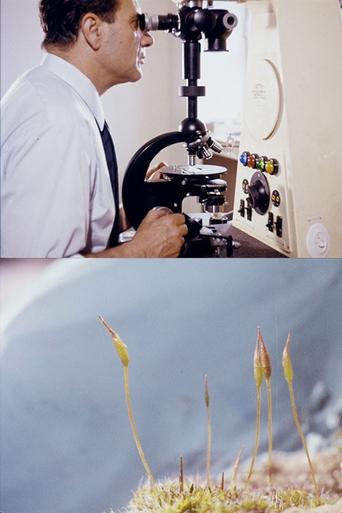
80;13;104;51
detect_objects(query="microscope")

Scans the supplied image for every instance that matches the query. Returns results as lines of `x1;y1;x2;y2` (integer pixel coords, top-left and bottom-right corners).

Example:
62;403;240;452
122;0;238;257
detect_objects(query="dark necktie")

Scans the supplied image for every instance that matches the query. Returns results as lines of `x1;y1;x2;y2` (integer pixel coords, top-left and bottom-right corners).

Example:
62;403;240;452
99;121;120;247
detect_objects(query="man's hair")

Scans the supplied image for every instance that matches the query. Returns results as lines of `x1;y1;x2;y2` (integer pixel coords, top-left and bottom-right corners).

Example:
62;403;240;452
39;0;118;48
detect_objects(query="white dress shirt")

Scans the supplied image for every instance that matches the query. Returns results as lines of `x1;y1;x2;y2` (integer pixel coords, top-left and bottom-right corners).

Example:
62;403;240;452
0;53;115;257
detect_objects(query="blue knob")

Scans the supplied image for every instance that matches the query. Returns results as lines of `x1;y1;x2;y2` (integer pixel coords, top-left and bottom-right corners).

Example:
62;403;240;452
240;151;250;166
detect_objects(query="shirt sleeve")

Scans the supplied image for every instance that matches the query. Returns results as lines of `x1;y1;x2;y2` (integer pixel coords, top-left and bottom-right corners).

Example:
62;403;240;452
1;110;103;257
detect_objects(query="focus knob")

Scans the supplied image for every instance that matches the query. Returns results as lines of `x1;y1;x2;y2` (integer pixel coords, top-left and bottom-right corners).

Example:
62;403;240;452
248;171;270;215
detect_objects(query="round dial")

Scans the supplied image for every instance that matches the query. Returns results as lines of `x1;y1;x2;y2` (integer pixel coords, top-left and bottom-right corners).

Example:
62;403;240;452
248;171;270;215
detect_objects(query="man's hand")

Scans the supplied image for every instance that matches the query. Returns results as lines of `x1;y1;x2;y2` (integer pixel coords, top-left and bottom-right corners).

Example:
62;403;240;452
145;161;168;182
87;208;187;258
127;208;187;257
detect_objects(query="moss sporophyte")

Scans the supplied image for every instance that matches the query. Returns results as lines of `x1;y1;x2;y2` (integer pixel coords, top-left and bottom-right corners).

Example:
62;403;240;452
98;316;154;485
258;329;273;486
282;332;319;496
246;328;263;484
99;319;336;512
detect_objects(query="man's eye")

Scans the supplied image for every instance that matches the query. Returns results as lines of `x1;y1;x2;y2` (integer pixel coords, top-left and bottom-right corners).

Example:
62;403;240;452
131;17;140;30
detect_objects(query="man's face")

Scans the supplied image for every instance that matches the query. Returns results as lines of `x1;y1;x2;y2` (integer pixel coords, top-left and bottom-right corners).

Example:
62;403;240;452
100;0;154;86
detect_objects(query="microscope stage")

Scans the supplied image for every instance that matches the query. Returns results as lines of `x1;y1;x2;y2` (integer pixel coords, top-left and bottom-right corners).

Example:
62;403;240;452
162;164;226;177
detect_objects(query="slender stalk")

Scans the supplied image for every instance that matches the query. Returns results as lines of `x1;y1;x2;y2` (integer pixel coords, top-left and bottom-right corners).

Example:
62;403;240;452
123;366;155;484
282;333;319;496
266;378;273;485
204;375;212;487
247;385;261;482
287;381;318;494
221;471;225;491
179;456;184;493
230;448;243;490
99;316;155;485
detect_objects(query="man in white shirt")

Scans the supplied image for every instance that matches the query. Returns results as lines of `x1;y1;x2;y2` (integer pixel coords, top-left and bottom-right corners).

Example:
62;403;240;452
0;0;188;258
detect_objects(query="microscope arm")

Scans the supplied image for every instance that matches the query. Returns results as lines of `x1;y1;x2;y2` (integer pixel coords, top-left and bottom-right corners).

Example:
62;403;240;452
122;131;193;229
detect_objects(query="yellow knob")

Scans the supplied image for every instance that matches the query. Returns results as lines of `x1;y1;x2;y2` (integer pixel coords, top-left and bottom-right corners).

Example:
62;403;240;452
265;159;279;175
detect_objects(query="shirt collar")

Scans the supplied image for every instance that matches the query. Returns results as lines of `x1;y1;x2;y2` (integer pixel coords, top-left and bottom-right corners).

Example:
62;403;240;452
41;53;105;130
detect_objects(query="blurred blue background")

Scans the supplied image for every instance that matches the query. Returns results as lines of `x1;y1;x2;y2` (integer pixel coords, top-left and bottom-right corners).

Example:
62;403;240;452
0;259;341;513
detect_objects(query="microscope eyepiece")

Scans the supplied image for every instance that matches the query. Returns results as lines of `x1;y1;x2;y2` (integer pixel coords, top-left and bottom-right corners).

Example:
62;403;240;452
139;13;180;32
140;6;237;52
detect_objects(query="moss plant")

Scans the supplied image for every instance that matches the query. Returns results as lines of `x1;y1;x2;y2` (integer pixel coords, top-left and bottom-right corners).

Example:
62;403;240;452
98;316;155;485
101;320;337;512
125;481;333;513
282;332;319;496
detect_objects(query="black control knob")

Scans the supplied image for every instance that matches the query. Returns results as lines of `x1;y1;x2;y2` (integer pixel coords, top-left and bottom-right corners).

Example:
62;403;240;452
238;199;245;217
184;214;202;240
247;171;270;215
266;212;274;232
275;216;283;237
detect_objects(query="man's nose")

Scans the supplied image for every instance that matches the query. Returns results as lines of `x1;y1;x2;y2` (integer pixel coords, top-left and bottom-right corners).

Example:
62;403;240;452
141;31;154;48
